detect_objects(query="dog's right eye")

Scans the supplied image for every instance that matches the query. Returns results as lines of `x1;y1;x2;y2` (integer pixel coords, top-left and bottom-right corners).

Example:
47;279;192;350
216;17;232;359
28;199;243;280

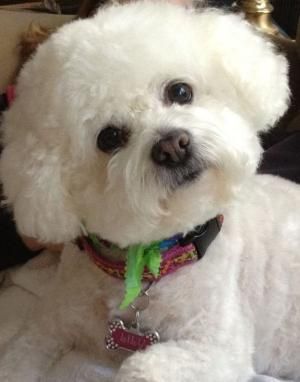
165;82;193;105
97;125;129;153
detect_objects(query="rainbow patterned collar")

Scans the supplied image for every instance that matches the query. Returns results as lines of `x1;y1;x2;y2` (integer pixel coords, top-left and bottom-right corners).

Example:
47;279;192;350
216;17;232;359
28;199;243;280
79;215;223;283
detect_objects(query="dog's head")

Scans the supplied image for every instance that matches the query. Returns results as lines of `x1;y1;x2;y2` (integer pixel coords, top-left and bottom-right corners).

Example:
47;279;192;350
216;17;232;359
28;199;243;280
0;1;289;247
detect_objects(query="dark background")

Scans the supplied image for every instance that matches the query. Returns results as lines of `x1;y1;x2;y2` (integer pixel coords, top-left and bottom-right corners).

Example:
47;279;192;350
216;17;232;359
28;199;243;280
0;1;299;37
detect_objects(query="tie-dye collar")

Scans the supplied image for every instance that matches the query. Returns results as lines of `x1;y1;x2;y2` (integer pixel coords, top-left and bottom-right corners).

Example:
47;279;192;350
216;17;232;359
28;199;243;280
78;215;223;308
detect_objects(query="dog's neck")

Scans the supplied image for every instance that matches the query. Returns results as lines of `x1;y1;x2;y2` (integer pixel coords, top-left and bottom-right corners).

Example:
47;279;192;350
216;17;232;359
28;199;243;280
79;215;223;273
78;215;223;308
89;238;126;262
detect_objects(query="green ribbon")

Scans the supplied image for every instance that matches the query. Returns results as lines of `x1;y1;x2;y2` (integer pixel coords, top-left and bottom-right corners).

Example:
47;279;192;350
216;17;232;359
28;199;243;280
120;242;161;309
88;233;103;252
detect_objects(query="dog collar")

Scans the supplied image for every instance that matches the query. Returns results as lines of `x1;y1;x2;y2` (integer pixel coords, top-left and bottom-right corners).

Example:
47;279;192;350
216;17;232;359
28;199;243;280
78;215;223;307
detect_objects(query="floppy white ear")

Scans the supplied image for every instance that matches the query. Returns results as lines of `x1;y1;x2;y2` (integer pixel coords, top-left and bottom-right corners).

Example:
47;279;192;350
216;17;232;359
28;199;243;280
0;14;102;244
0;19;90;244
0;136;81;243
203;11;290;132
0;59;82;243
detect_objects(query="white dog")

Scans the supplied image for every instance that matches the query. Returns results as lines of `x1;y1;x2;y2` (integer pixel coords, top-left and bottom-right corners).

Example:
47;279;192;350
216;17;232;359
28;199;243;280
0;1;299;381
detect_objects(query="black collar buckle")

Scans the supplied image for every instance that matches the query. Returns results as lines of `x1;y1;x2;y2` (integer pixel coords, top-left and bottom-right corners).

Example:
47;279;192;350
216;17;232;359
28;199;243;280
179;216;223;260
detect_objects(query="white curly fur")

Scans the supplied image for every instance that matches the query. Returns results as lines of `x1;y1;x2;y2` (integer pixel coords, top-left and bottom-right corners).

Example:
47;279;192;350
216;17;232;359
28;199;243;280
0;1;299;381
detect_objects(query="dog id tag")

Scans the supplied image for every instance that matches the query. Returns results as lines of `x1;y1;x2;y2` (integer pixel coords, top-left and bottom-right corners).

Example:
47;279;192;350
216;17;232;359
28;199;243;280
105;318;160;352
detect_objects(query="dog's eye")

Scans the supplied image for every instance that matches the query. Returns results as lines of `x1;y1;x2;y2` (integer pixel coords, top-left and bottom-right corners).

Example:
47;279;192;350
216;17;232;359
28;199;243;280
165;82;193;105
97;125;129;153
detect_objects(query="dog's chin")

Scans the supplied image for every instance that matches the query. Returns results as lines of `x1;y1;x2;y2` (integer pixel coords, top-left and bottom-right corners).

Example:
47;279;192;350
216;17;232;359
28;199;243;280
156;161;204;190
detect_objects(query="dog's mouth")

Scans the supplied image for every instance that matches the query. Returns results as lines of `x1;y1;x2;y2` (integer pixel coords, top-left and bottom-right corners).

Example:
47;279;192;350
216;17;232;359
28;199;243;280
155;158;204;189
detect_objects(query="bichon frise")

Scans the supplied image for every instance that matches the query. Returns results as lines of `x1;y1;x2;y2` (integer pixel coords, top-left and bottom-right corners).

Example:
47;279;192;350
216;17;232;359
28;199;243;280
0;1;299;381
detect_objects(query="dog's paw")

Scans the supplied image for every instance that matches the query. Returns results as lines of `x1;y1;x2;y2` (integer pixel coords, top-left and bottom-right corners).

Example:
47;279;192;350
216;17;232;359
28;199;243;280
114;347;172;382
114;354;154;382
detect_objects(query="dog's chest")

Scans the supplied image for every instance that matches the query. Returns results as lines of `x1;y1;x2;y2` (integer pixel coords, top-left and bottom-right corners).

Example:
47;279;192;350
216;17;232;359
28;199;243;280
62;240;234;356
105;255;232;344
72;263;202;353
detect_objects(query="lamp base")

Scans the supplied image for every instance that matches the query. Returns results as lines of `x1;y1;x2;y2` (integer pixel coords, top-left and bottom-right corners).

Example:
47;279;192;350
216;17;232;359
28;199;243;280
235;0;289;38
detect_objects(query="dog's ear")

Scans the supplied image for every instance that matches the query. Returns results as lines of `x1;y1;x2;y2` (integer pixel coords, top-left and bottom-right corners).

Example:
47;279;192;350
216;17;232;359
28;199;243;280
0;80;82;244
201;11;290;132
0;27;85;244
0;134;81;243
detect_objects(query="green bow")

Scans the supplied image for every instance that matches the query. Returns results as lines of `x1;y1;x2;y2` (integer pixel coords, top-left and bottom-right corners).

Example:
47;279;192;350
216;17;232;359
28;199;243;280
120;242;161;309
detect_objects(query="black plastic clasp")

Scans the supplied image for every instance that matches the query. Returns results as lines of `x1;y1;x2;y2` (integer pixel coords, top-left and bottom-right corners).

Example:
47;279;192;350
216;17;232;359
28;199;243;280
179;216;223;260
179;223;208;247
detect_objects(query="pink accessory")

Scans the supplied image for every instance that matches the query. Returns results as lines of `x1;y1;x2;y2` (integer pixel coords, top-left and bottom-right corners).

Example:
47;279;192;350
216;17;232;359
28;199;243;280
106;318;159;352
6;85;15;107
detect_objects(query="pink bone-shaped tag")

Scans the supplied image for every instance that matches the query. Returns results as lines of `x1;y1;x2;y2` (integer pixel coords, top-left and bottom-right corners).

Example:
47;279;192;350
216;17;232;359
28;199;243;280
105;318;160;352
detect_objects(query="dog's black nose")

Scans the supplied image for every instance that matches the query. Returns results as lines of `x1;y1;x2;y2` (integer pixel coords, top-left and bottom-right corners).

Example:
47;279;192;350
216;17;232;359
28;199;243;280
151;129;191;167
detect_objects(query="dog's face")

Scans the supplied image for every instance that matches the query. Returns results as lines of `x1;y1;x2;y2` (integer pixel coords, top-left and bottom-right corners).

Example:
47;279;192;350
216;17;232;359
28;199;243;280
0;1;289;247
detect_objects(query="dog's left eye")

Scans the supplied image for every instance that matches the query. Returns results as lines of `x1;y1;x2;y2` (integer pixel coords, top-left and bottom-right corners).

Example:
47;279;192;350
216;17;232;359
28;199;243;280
97;125;129;153
165;82;193;105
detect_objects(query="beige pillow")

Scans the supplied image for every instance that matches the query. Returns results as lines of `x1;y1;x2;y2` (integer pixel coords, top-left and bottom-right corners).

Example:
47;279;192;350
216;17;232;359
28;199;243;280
0;10;73;92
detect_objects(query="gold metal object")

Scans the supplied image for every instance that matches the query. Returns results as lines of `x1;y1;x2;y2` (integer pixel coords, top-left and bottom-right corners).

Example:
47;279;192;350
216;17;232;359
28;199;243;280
236;0;283;37
237;0;299;135
236;0;273;14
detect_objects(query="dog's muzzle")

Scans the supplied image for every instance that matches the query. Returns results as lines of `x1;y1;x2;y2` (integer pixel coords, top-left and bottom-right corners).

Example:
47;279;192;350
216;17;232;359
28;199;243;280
151;129;203;187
